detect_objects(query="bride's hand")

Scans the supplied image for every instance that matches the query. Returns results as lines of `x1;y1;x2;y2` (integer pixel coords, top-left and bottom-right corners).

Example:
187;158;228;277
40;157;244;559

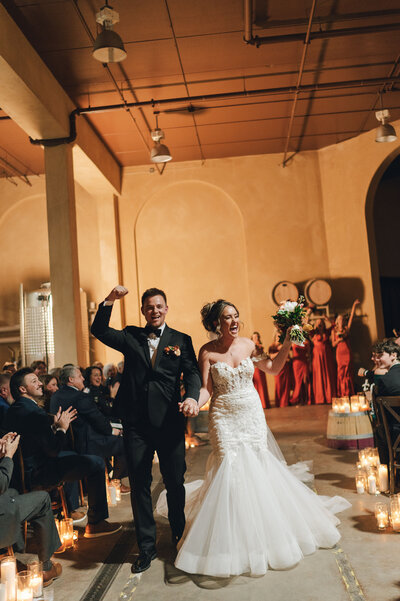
179;398;199;417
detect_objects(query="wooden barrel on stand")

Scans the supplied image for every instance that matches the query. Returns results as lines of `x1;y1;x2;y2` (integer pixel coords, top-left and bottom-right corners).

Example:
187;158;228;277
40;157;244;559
272;281;299;305
304;279;331;306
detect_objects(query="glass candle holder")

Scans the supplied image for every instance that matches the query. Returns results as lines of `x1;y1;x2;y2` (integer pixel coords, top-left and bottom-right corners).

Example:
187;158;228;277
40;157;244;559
341;397;350;413
367;467;378;495
27;562;42;599
355;474;366;494
1;556;16;601
350;396;360;412
60;518;74;549
107;484;117;506
331;398;339;412
16;572;33;601
111;479;121;502
375;503;389;530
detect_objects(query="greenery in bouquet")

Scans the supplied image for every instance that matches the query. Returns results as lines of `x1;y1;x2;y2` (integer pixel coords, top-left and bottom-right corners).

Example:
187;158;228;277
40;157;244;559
272;296;312;346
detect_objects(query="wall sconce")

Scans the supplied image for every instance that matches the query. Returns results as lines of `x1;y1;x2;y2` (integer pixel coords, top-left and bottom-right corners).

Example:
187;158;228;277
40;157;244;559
93;1;127;63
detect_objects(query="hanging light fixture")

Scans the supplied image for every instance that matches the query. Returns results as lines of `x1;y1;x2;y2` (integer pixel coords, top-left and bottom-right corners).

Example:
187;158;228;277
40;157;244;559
375;93;397;143
93;1;127;63
150;116;172;163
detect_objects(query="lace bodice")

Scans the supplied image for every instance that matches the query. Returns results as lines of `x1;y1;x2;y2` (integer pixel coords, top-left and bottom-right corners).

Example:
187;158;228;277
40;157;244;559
210;356;255;395
208;356;267;458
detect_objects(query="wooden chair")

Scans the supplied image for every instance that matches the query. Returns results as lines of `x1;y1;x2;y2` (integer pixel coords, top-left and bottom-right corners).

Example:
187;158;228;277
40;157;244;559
15;445;69;520
375;396;400;494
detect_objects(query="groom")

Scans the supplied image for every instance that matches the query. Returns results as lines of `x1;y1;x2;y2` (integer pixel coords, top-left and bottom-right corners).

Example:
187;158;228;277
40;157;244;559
91;286;201;572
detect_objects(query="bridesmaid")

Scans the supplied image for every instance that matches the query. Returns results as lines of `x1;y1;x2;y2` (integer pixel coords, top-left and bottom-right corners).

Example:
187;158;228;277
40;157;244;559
268;333;293;407
311;317;336;404
332;300;359;397
251;332;271;409
291;338;312;405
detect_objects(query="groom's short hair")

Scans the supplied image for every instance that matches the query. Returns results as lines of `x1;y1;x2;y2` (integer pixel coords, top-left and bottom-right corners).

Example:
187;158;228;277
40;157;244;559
141;288;167;306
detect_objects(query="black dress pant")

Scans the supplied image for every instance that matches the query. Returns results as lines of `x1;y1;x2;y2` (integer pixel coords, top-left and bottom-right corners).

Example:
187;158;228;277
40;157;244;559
32;451;108;524
123;420;186;553
17;490;61;562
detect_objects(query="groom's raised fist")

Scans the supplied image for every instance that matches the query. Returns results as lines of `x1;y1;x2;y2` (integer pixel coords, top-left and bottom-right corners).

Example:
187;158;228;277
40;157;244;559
106;286;129;302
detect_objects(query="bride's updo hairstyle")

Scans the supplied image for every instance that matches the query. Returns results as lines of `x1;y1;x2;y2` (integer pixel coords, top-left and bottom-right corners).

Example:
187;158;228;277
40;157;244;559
201;299;239;337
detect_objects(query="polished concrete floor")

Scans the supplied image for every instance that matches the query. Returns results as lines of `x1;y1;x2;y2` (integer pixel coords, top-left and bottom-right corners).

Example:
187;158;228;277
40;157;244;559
19;405;400;601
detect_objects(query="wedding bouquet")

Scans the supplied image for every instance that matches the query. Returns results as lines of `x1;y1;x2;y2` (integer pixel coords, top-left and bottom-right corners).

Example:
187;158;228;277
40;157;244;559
272;296;312;346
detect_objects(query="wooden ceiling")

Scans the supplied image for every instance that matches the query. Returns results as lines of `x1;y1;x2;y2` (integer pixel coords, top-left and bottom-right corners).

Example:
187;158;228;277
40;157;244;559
1;0;400;181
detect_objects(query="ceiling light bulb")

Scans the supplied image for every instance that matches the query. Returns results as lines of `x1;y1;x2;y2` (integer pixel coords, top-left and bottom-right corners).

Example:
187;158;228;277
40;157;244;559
375;109;397;143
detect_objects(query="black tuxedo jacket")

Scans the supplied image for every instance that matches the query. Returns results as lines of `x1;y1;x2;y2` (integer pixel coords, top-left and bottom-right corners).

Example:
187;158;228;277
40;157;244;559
376;364;400;396
4;396;66;476
90;303;201;428
49;385;112;455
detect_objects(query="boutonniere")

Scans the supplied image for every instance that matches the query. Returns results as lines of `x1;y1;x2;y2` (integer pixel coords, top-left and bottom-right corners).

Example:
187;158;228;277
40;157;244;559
164;345;181;357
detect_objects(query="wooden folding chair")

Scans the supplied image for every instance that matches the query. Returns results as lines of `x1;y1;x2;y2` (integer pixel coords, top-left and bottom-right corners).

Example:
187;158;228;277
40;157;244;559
376;396;400;494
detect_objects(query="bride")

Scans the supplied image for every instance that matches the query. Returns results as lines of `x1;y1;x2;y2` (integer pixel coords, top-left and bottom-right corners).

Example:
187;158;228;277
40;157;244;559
157;299;350;577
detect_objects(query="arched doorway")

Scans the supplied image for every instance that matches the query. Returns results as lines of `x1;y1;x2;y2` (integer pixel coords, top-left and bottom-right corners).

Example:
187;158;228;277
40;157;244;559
366;149;400;339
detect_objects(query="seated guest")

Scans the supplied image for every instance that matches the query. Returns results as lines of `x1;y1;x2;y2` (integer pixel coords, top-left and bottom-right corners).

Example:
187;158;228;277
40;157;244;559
84;366;112;417
0;432;62;585
5;368;121;538
51;365;129;493
39;374;59;413
103;363;118;396
31;360;47;377
0;372;13;426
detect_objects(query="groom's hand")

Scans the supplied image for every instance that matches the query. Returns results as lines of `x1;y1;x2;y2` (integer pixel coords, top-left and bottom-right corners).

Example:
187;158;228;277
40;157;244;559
105;286;129;302
179;398;199;417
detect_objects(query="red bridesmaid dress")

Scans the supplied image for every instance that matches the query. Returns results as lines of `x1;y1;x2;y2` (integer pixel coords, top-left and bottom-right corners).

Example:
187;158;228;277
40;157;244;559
291;341;312;405
336;336;354;396
312;332;336;404
253;365;271;409
269;342;293;407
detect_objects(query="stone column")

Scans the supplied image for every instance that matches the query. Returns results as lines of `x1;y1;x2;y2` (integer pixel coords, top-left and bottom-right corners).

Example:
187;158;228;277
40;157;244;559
44;144;84;366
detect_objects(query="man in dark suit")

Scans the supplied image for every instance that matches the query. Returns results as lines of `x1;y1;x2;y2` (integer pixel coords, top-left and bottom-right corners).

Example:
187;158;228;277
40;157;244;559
91;286;201;572
50;365;128;489
0;432;62;586
5;368;121;538
0;372;12;427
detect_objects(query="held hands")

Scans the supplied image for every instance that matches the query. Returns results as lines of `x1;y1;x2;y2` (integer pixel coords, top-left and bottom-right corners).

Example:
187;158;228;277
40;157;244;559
54;406;78;431
0;433;20;459
106;286;129;302
179;398;199;418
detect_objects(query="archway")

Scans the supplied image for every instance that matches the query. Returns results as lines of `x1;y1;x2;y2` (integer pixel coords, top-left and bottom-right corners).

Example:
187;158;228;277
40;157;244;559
366;148;400;339
135;181;251;351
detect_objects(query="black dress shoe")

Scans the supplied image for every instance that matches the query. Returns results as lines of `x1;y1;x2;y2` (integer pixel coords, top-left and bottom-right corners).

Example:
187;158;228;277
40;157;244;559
131;550;157;573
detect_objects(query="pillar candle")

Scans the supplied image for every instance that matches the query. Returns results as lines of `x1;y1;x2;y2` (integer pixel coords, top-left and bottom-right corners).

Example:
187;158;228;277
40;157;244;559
378;465;389;492
1;557;16;601
0;583;6;601
368;474;377;495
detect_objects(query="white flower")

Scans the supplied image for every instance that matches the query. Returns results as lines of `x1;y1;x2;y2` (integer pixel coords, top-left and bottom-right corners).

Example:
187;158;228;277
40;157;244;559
291;324;302;330
280;300;298;312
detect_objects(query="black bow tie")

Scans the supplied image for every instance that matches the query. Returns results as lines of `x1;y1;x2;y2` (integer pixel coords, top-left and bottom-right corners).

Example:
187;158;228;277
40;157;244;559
144;325;162;337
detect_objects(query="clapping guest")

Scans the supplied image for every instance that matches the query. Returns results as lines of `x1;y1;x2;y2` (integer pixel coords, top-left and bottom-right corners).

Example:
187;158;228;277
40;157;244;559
311;318;336;404
5;368;121;538
0;372;12;427
51;365;130;494
332;300;359;396
0;432;62;586
84;366;112;417
251;332;270;409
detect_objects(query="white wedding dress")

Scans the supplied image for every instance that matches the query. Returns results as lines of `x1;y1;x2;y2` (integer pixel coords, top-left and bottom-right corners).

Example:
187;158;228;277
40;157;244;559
156;356;350;577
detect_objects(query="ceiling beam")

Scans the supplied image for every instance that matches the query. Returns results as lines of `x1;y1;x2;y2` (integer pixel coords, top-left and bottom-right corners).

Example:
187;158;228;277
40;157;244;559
0;4;121;193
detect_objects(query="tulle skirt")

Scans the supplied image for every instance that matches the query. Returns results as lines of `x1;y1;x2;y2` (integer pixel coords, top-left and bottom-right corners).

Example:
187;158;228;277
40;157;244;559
156;442;350;577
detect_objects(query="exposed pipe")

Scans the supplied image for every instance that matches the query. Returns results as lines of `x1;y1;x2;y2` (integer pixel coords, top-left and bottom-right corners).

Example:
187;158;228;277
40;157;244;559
29;109;78;147
282;0;317;166
243;0;400;46
75;76;400;115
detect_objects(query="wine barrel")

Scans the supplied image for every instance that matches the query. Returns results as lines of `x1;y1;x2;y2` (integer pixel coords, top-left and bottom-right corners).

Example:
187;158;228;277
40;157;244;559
326;411;373;450
272;281;299;305
304;279;331;306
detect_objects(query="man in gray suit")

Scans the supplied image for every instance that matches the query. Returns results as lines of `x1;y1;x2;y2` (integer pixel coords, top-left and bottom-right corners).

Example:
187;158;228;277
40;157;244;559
0;432;62;586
